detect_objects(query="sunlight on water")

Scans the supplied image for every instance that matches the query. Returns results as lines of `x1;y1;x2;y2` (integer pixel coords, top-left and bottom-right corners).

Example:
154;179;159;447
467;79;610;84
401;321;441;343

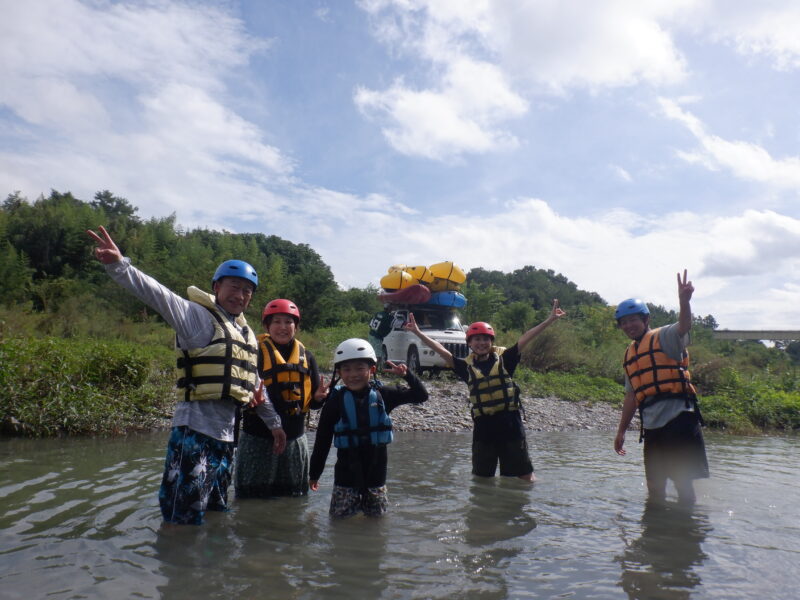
1;430;799;599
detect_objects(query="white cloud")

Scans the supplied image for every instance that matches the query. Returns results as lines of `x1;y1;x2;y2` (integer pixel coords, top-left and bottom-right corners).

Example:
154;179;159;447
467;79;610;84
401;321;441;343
700;210;800;277
304;198;800;330
0;0;289;219
354;59;526;160
700;2;800;70
3;0;800;335
610;165;633;183
354;0;692;159
484;0;689;92
660;98;800;189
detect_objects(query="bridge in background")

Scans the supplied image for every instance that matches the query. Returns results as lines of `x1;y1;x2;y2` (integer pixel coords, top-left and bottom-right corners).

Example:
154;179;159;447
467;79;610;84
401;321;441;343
712;330;800;341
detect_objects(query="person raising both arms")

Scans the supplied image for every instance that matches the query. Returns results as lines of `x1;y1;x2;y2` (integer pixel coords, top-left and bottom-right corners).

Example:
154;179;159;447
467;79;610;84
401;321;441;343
86;226;285;526
404;300;566;482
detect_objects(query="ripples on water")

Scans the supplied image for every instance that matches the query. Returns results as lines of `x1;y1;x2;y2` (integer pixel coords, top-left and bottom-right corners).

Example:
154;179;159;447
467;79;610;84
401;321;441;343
1;430;798;599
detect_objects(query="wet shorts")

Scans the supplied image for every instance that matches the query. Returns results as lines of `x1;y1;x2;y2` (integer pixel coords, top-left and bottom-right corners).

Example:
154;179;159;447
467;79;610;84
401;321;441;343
329;485;388;518
644;410;709;483
471;436;533;478
159;426;234;525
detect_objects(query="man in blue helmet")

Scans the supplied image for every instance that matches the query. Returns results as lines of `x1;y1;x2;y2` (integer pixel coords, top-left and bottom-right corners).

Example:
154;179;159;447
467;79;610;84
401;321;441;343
613;270;708;505
87;226;286;525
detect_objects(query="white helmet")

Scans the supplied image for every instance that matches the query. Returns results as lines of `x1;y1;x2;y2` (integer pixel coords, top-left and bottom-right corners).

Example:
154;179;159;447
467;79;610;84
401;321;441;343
334;338;377;366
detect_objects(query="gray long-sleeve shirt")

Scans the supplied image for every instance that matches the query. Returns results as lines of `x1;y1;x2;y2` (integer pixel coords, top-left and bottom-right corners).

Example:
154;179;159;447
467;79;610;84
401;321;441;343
105;258;281;441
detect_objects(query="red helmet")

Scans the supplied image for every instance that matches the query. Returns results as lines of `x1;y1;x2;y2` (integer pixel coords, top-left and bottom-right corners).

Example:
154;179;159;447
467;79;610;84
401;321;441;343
466;321;495;341
262;298;301;324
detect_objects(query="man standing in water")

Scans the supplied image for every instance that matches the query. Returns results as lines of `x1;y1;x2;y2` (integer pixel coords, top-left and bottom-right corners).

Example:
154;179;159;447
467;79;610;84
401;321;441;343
614;270;709;505
87;226;286;525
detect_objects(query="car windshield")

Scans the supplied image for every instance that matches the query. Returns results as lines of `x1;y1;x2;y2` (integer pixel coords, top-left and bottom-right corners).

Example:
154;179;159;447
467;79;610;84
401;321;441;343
411;310;462;331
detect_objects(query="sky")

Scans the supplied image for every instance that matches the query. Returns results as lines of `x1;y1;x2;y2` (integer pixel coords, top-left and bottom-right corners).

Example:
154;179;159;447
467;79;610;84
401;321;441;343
2;0;800;330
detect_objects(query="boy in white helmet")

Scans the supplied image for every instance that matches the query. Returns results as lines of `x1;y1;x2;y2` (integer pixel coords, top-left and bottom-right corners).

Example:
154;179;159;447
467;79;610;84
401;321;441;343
308;338;428;518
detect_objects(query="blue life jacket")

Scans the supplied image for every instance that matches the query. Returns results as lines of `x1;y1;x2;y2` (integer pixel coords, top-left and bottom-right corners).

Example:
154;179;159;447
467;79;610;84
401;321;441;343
333;385;393;448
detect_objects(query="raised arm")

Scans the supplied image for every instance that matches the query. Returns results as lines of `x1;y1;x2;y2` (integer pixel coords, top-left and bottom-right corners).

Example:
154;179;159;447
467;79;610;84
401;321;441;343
87;226;214;347
677;269;694;337
403;313;454;368
517;299;566;352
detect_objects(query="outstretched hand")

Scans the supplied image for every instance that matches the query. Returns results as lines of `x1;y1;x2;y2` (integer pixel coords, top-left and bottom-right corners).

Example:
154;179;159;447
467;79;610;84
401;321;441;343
549;299;566;320
383;360;408;377
677;269;694;304
86;226;122;264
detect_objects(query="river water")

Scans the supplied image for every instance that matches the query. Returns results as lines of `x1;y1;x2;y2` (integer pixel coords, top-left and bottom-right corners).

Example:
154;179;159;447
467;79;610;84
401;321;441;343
1;430;798;599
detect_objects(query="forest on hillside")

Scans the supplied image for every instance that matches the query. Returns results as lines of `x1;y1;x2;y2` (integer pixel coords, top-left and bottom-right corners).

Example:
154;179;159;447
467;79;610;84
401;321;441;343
0;189;615;334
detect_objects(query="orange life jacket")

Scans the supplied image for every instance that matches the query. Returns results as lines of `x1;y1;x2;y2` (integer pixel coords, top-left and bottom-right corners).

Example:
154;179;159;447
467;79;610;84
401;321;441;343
258;334;313;416
623;328;697;406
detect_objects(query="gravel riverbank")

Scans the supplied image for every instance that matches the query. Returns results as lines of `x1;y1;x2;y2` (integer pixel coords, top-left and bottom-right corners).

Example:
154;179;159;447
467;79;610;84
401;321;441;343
306;377;634;434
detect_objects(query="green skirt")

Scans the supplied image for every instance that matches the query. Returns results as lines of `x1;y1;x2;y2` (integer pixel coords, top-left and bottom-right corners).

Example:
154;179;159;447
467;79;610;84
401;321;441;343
234;431;309;497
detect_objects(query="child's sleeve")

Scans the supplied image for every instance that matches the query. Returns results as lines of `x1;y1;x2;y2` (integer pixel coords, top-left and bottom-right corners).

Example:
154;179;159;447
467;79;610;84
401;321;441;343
309;398;338;480
383;372;429;412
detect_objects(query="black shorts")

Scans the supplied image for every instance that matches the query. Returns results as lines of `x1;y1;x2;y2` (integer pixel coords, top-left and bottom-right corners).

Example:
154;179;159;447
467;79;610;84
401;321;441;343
643;410;709;483
471;436;533;477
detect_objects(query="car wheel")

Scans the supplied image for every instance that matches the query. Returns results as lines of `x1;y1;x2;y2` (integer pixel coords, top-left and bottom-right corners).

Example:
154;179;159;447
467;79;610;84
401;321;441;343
407;346;420;375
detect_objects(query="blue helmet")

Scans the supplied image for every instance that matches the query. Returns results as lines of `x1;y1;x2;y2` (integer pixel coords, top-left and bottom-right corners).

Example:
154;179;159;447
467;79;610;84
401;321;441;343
212;260;259;290
615;298;649;321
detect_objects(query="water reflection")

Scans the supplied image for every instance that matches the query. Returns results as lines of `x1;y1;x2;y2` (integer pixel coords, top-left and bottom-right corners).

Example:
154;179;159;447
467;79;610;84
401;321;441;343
153;495;390;600
4;431;800;600
457;478;537;599
617;501;711;600
464;478;537;546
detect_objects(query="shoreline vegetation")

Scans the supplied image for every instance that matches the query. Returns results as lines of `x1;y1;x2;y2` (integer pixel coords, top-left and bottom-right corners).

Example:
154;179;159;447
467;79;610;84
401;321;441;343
2;330;798;438
1;192;799;438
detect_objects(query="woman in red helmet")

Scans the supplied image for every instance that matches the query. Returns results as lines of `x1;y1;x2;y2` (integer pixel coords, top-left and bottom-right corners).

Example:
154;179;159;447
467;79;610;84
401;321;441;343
405;300;565;481
235;298;329;497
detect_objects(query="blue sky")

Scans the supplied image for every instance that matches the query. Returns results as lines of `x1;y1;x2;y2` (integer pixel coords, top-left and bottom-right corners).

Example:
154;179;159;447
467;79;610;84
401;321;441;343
2;0;800;329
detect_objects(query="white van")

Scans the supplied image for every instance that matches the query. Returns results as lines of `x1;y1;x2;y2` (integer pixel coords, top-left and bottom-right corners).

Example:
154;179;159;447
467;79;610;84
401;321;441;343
380;307;468;374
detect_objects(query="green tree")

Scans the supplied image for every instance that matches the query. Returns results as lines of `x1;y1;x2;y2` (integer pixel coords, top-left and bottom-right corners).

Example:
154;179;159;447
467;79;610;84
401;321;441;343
461;280;506;324
494;301;535;331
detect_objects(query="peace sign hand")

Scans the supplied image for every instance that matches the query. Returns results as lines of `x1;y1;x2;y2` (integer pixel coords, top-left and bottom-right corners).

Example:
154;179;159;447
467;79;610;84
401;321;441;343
677;269;694;304
549;298;566;320
86;226;123;264
403;312;421;335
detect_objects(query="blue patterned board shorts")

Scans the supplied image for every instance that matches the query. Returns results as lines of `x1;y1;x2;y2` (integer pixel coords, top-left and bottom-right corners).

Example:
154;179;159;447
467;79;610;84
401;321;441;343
329;485;388;518
235;431;310;498
159;426;235;525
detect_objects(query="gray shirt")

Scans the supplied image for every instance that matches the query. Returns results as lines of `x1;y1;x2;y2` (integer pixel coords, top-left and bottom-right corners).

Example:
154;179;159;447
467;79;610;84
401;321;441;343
105;258;281;441
624;323;695;430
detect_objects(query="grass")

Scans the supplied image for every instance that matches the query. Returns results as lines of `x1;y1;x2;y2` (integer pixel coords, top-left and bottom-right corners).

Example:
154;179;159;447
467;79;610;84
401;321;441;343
0;336;174;436
2;321;798;436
